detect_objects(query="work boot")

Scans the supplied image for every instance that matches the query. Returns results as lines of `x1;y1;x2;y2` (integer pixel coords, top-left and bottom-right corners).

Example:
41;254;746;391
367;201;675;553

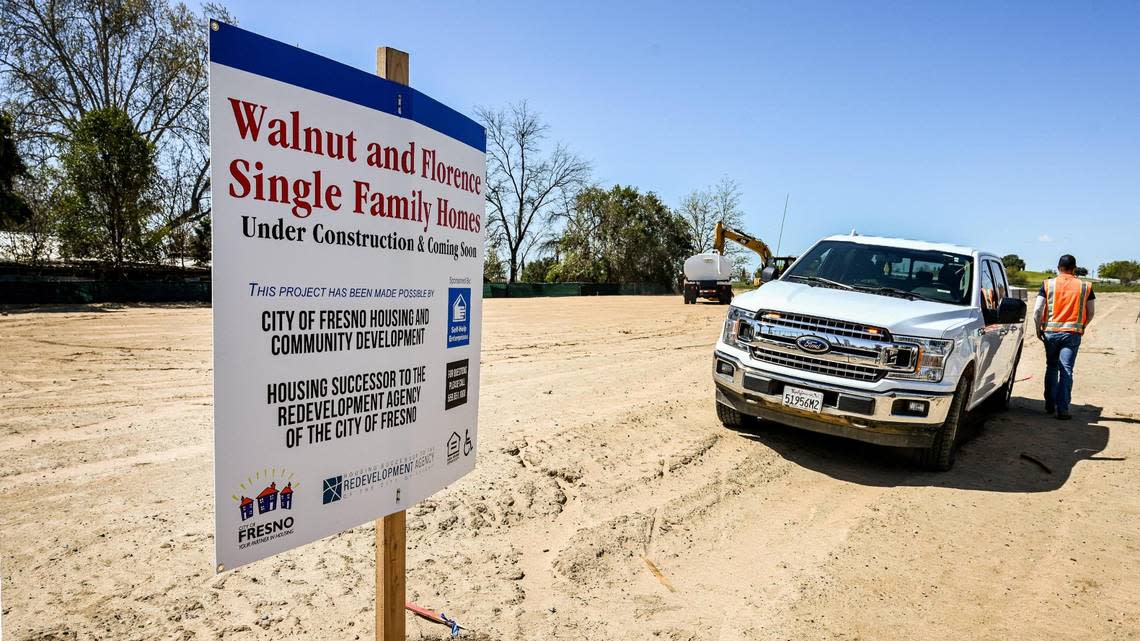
1045;403;1055;415
1055;411;1072;420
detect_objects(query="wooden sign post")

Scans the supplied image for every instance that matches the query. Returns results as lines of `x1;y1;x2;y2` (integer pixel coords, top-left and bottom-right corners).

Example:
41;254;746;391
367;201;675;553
374;48;410;641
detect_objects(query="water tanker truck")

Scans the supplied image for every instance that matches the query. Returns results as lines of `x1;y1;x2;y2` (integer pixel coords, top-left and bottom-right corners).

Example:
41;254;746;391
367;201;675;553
683;252;735;304
683;222;794;304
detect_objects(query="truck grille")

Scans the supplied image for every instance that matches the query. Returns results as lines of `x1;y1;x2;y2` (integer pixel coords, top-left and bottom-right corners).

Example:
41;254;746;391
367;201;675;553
756;310;889;343
751;347;884;382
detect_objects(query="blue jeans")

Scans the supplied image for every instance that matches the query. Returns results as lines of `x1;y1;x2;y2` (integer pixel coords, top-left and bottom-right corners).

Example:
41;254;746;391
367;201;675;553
1044;332;1082;413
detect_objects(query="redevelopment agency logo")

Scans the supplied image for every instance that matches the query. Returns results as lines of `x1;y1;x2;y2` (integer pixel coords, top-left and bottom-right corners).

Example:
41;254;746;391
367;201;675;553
445;358;469;409
447;287;471;348
321;448;435;505
323;475;343;504
232;468;297;550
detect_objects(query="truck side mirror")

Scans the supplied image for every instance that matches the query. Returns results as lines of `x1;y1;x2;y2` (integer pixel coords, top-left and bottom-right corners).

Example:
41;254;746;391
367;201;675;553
996;297;1026;324
761;265;778;282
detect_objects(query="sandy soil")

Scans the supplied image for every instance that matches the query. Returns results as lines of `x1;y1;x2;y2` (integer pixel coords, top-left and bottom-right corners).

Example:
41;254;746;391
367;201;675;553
2;294;1139;641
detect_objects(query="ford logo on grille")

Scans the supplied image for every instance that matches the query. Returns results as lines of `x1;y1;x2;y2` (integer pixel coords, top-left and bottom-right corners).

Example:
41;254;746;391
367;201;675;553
795;335;831;354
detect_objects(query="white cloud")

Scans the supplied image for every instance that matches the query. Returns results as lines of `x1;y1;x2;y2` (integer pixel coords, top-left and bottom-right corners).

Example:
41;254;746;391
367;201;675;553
1038;234;1054;242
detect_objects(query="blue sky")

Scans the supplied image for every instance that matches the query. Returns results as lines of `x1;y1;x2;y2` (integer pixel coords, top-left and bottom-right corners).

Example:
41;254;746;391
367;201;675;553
218;1;1139;273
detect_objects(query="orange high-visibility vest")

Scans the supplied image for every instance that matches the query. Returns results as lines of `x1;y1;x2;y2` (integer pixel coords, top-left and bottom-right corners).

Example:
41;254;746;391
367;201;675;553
1042;274;1092;334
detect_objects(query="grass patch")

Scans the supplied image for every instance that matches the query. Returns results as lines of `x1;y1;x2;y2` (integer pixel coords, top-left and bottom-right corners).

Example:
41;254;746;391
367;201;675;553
1007;270;1053;288
1090;283;1140;293
1008;270;1140;293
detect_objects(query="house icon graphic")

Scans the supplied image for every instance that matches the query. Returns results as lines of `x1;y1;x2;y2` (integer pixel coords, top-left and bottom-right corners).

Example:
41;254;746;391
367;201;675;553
239;496;254;521
256;482;279;514
452;293;467;322
236;472;296;521
447;431;461;464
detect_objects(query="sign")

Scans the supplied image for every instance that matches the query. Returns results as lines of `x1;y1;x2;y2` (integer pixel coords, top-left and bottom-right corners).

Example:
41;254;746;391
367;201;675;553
209;22;486;571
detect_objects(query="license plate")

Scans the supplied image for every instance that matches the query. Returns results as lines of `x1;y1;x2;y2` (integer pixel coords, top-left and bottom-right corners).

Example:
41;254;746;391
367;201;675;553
782;386;824;413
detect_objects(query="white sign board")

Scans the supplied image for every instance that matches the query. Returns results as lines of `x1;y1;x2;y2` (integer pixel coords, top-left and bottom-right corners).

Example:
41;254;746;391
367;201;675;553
210;22;485;571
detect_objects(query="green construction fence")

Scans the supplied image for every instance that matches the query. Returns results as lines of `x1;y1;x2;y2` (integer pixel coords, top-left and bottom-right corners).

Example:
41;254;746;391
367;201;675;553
0;280;210;304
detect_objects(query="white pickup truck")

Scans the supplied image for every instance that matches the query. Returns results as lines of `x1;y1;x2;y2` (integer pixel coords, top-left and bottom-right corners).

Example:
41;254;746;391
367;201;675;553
713;234;1027;470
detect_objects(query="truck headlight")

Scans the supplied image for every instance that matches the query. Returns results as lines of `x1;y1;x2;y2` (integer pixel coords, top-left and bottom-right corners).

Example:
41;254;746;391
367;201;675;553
887;335;954;382
721;306;754;349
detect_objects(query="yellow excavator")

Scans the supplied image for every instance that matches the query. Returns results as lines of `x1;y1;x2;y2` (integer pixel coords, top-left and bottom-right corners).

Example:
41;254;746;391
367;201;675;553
714;222;772;265
682;222;796;304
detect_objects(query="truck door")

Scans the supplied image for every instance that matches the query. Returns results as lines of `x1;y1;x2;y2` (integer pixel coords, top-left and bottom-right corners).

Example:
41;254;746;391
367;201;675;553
975;261;1008;402
986;259;1018;383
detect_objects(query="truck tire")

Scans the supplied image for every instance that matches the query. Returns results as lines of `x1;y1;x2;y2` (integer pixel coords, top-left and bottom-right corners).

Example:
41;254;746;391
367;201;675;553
718;288;733;305
919;374;972;471
716;400;745;428
986;346;1021;412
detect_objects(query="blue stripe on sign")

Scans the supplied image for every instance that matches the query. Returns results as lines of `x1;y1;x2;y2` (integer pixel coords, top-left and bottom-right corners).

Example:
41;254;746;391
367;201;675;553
208;20;486;153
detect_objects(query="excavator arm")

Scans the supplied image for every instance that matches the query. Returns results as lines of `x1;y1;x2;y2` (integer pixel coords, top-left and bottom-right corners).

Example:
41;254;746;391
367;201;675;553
713;221;772;265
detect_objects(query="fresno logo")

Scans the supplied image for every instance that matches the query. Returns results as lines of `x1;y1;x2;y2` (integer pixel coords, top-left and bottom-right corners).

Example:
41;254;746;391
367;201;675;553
233;469;298;549
795;335;831;355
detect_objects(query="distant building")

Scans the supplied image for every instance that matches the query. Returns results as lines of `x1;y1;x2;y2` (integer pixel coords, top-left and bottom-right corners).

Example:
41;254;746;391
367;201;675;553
256;482;279;514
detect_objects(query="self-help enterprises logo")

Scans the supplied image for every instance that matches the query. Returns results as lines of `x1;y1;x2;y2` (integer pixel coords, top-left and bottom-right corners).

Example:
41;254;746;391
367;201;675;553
447;287;471;348
233;468;297;550
321;448;435;505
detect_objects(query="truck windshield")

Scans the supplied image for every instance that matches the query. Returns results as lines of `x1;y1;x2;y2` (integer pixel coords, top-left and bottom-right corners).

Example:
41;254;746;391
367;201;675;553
782;240;973;305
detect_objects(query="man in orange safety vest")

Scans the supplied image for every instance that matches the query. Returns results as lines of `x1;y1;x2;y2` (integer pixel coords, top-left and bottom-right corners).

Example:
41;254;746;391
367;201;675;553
1033;254;1095;420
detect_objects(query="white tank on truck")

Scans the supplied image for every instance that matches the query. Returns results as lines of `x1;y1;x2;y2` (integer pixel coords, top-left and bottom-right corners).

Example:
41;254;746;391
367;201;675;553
682;251;735;304
684;253;734;282
683;222;784;305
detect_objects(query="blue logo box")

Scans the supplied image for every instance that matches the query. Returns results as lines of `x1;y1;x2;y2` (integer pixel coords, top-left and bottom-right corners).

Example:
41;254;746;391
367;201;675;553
447;287;471;348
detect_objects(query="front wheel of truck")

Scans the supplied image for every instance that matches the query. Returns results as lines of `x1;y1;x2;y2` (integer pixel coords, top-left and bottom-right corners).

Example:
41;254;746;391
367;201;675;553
716;401;745;428
919;373;973;471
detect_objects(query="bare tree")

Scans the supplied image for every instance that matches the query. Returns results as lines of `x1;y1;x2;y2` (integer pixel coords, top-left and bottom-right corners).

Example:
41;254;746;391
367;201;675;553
679;176;748;268
679;188;716;251
477;101;589;282
0;0;230;245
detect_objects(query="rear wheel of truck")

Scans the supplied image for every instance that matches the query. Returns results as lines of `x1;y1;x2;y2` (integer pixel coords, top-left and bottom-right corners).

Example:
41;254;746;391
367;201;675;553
718;288;733;305
716;400;746;428
919;373;972;471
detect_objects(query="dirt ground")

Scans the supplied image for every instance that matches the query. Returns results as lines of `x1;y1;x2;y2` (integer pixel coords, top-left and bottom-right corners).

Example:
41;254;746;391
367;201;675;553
2;294;1139;641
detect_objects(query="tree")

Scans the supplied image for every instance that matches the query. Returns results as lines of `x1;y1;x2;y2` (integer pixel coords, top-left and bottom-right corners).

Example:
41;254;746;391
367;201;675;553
679;177;748;269
0;0;230;243
553;185;692;287
189;216;211;266
483;237;506;282
1002;254;1025;273
521;255;557;283
0;111;31;229
1;165;62;264
477;101;590;282
1098;260;1140;284
1074;266;1089;277
57;108;157;268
